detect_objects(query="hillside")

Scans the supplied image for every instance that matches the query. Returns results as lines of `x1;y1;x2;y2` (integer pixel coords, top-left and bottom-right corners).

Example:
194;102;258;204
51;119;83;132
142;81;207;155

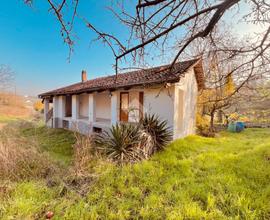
0;122;269;219
0;93;36;124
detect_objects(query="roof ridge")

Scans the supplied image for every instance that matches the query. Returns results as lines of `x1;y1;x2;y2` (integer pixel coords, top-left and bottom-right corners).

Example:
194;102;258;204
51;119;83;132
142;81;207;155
82;59;200;83
39;58;202;98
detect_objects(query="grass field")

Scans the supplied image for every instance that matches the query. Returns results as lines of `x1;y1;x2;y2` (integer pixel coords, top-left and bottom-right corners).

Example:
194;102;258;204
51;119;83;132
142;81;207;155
0;122;269;219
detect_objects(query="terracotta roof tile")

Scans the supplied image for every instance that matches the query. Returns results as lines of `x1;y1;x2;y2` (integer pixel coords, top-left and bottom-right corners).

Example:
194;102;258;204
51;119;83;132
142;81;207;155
39;58;203;98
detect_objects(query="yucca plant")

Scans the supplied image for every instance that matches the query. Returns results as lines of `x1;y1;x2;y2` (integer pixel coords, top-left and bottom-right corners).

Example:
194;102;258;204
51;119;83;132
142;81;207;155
95;123;144;164
140;114;172;154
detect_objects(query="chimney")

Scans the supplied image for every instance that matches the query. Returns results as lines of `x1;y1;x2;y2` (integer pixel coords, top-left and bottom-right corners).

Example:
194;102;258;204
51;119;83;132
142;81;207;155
81;70;87;82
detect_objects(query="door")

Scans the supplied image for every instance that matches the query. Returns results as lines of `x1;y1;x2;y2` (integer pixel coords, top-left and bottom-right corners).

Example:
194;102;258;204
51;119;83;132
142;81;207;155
120;92;129;122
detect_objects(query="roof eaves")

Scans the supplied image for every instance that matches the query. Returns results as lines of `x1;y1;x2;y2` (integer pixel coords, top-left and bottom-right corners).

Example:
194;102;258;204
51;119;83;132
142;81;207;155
38;58;202;98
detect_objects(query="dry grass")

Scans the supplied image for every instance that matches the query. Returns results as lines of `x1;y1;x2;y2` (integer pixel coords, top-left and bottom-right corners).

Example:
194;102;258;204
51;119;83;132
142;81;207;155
0;92;32;120
0;124;57;181
0;120;101;198
72;133;96;177
0;105;31;117
65;132;104;196
0;120;101;194
0;123;6;130
0;92;23;105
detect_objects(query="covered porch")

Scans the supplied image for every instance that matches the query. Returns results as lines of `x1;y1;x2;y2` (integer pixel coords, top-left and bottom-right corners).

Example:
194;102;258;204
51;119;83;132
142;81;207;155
43;90;144;134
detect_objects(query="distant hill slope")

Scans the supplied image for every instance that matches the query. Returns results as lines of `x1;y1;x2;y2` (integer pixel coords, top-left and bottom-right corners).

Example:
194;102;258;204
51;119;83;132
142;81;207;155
0;92;33;121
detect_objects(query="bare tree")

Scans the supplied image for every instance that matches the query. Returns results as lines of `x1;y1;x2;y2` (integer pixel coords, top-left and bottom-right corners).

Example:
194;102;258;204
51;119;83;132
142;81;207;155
24;0;270;107
23;2;268;61
180;25;252;132
24;0;269;79
236;79;270;123
0;65;14;92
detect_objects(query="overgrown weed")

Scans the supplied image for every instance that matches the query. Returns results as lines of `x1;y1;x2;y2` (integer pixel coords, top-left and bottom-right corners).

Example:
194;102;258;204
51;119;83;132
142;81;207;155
0;123;57;181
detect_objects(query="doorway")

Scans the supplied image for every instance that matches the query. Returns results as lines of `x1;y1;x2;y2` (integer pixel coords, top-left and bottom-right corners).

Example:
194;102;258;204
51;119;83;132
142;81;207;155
120;92;129;122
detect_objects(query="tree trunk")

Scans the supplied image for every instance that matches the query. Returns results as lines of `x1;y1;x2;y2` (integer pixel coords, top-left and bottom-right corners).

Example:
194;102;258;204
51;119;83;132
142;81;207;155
217;110;223;123
209;110;215;133
202;105;207;116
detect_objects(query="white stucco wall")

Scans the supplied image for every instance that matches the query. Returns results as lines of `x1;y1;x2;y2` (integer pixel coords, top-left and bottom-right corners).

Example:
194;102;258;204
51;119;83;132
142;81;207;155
72;95;79;120
52;96;58;128
52;96;65;118
96;92;111;120
52;95;65;128
173;68;198;139
50;68;198;139
144;87;175;130
79;94;89;118
128;91;140;122
53;96;58;118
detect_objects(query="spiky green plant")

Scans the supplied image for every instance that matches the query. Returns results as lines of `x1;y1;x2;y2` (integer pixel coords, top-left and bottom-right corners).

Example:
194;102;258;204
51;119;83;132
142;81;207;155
95;123;144;164
140;114;172;154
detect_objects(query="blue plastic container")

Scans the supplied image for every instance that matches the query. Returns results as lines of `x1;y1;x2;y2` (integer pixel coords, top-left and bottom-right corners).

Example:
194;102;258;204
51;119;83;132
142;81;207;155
236;122;245;132
228;121;245;132
228;122;236;132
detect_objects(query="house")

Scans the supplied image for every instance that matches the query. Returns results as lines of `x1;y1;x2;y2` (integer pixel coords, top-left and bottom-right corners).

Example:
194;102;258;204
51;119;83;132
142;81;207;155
39;58;204;139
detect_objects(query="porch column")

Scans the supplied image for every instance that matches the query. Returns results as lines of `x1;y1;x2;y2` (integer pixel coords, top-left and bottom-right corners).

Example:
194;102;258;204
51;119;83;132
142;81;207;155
72;95;79;120
44;98;49;122
111;92;118;125
58;96;65;118
53;96;58;128
88;93;96;122
54;96;65;128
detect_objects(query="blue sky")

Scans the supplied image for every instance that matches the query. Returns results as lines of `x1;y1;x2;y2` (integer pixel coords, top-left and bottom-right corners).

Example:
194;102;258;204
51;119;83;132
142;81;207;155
0;0;132;96
0;1;260;96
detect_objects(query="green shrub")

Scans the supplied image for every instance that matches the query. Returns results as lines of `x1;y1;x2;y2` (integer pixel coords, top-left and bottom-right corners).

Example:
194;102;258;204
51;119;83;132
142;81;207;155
95;114;172;164
95;123;144;164
140;114;172;153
